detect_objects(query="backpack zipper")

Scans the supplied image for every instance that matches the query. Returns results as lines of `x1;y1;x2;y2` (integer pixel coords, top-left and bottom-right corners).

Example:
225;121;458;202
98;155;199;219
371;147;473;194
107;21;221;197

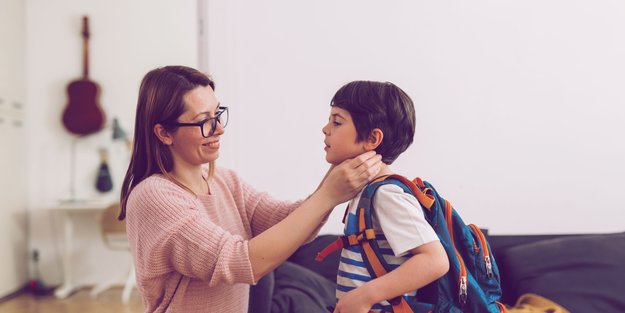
444;200;468;308
469;224;494;278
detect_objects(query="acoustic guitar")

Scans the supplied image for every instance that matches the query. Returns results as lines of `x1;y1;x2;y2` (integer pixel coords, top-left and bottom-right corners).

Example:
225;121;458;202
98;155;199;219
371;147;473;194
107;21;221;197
62;16;105;136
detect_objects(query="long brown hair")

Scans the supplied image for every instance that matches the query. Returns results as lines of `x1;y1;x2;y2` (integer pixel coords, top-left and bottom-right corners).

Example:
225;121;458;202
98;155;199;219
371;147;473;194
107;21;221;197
119;66;215;220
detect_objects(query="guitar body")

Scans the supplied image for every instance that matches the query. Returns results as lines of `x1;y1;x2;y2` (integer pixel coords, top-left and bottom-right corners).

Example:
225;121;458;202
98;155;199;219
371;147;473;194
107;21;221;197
62;16;105;136
63;79;105;135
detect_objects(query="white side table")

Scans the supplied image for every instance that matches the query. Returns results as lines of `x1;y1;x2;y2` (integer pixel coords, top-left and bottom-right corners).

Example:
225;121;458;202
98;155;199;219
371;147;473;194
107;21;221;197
51;201;109;299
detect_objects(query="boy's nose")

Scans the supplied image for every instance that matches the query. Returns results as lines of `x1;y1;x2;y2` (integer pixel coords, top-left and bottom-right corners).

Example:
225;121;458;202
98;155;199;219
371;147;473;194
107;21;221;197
321;123;330;135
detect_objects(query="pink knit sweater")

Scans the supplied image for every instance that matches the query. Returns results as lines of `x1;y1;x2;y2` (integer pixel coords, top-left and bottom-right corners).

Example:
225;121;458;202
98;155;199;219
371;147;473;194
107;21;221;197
126;167;302;313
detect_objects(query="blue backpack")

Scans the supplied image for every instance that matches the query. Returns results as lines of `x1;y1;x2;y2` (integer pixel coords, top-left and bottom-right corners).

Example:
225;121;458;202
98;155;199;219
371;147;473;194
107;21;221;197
316;175;507;313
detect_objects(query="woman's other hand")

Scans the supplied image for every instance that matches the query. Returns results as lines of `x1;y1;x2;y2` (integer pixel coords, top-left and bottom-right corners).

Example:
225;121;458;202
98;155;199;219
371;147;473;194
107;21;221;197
318;151;382;206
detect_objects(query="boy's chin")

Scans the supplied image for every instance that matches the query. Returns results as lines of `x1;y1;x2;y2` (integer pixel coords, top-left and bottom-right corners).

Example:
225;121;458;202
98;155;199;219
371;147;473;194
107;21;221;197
325;155;341;165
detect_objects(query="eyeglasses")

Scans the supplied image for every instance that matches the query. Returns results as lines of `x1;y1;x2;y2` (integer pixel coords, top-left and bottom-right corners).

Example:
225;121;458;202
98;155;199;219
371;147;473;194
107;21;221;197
168;106;229;138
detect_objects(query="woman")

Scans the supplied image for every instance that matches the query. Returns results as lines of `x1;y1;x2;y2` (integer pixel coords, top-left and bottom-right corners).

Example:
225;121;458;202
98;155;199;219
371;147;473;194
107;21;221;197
119;65;382;312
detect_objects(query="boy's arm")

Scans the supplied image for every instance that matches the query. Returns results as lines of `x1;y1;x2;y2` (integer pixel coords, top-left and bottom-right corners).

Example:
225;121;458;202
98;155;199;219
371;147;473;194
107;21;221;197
334;240;449;313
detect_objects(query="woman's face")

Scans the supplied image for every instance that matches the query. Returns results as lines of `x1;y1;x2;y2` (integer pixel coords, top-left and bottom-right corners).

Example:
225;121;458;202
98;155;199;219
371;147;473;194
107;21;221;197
168;85;224;167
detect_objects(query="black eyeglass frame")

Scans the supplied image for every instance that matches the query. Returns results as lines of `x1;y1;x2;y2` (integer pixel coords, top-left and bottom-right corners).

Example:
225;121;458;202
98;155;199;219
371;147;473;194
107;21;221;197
167;106;228;138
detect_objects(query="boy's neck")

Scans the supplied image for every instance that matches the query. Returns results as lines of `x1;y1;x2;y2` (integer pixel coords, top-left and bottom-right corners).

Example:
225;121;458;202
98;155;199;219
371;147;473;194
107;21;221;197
374;163;393;179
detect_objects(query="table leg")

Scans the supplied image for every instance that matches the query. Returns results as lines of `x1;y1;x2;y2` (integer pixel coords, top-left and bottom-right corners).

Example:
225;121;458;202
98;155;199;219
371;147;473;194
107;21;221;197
54;210;78;299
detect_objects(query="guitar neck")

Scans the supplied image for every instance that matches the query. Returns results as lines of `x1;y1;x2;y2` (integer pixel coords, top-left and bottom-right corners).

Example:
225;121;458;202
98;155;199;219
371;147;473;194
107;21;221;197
82;16;90;79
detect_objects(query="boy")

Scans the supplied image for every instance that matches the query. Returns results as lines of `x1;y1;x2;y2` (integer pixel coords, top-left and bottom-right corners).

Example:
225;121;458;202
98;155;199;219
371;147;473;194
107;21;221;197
322;81;449;312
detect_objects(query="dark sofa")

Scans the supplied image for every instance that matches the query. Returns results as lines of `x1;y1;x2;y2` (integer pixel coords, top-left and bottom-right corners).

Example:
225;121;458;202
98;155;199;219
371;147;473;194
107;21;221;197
250;232;625;313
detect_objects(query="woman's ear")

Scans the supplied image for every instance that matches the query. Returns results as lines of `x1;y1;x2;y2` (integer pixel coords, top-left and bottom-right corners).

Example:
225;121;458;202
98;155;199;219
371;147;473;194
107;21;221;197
153;124;173;146
363;128;384;151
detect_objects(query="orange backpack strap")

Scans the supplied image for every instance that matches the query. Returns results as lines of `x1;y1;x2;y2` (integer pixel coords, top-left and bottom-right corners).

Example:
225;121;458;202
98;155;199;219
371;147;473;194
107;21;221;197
387;174;435;210
357;207;389;278
315;236;344;262
351;174;436;277
355;177;420;313
390;296;416;313
315;228;377;262
316;175;430;313
316;204;359;262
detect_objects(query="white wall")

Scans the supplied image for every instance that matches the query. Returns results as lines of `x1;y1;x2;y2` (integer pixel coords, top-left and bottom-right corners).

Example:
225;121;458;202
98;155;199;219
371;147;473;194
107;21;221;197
0;0;28;298
201;0;625;235
13;0;625;292
25;0;197;286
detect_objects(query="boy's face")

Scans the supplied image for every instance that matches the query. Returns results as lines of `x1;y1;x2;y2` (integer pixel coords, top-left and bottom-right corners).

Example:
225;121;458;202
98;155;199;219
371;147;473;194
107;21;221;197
322;106;366;165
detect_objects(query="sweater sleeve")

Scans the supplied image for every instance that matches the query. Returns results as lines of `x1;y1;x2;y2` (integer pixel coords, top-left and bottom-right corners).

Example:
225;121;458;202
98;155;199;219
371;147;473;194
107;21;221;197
221;168;304;237
126;177;256;287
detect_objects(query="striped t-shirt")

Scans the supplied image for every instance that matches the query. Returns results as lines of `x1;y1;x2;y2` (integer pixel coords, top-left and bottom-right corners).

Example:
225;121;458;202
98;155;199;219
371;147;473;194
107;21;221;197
336;183;439;312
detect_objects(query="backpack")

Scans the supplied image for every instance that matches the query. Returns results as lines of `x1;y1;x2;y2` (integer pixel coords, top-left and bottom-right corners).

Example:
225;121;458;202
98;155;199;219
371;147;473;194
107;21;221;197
316;174;507;313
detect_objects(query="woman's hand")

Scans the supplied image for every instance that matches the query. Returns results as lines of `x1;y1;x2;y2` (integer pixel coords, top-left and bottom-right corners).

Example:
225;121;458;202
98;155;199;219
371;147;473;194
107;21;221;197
248;152;381;280
318;151;382;206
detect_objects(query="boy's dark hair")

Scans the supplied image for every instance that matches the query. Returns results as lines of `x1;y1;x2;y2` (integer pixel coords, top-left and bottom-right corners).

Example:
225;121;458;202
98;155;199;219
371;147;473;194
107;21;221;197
331;81;415;164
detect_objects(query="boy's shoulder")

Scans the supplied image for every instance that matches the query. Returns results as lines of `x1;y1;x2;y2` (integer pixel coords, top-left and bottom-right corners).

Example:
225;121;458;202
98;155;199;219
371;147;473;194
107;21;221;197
367;179;419;204
347;180;423;221
371;183;422;217
352;177;439;256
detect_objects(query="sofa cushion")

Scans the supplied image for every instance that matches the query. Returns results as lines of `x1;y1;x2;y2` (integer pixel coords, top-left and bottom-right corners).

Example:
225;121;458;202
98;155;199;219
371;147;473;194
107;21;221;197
497;232;625;313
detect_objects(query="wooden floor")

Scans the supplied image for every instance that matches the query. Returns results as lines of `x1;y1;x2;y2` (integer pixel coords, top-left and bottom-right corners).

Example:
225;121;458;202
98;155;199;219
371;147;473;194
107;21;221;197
0;287;144;313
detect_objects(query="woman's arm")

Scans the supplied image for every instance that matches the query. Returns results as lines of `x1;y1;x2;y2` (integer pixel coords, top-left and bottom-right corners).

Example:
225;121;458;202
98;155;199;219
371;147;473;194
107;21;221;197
305;164;337;240
126;179;257;286
248;151;382;281
244;163;336;239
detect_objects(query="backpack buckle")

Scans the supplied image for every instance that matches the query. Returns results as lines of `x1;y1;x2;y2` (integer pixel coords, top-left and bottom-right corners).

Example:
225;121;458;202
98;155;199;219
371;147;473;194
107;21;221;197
346;229;376;246
314;230;376;262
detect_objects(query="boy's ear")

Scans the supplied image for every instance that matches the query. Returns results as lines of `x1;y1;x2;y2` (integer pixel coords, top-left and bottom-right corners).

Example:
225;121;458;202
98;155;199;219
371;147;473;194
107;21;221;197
363;128;384;151
154;124;174;146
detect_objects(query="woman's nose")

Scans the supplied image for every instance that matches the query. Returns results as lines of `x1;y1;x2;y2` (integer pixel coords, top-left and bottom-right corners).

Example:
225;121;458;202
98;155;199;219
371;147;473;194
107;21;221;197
214;120;225;136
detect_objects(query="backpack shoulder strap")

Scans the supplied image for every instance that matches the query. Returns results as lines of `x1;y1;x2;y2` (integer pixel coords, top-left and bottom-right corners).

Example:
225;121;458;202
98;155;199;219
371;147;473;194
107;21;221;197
352;177;394;278
354;175;427;313
354;174;433;277
314;175;436;264
386;174;436;210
